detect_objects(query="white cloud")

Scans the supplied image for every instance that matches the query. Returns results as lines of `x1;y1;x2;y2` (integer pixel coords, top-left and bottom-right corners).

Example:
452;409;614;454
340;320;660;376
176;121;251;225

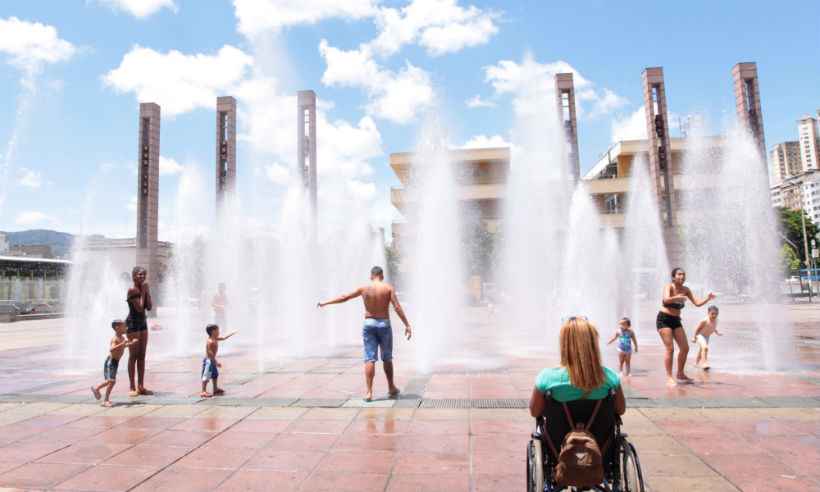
610;105;681;142
611;106;647;142
94;0;177;18
319;41;434;124
264;163;290;185
159;156;183;175
103;45;253;117
15;210;53;226
316;0;499;124
16;167;42;188
461;134;510;149
483;57;626;119
465;94;495;109
370;0;499;57
0;17;76;71
234;0;378;37
588;88;628;118
127;195;137;212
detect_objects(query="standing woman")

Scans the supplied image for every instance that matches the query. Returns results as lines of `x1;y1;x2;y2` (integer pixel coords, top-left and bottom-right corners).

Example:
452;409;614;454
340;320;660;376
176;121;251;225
126;266;153;396
657;268;715;386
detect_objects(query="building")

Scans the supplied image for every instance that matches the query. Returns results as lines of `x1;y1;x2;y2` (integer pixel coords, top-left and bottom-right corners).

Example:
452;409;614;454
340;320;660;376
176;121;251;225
6;244;54;259
0;255;70;306
0;233;7;255
769;141;802;186
390;147;509;247
798;114;819;173
82;237;173;285
768;112;820;224
583;137;725;229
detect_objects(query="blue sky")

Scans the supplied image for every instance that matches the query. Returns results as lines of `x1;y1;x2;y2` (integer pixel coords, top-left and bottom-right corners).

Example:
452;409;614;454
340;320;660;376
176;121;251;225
1;0;819;238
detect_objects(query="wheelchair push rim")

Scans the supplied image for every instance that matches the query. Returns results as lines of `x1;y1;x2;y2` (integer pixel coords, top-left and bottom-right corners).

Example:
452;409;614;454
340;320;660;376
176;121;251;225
527;439;545;492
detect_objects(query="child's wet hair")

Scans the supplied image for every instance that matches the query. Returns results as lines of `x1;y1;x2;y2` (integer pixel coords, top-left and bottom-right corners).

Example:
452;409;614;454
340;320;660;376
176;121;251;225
620;317;631;327
111;319;124;330
206;324;219;336
707;305;719;314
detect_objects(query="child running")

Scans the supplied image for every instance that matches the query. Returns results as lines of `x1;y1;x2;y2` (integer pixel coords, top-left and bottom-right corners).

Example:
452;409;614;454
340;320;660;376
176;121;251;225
200;324;236;398
692;305;721;370
91;319;137;407
607;317;638;376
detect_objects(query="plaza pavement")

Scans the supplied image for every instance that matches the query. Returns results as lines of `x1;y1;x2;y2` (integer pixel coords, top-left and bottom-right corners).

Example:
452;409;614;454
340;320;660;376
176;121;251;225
0;304;819;491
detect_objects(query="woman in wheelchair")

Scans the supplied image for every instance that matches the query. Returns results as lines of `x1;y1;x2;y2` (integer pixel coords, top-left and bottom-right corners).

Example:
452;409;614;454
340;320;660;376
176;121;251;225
526;317;644;492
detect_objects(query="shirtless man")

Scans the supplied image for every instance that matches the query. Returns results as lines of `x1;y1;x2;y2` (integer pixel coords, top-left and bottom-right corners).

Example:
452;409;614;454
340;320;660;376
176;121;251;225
318;266;412;402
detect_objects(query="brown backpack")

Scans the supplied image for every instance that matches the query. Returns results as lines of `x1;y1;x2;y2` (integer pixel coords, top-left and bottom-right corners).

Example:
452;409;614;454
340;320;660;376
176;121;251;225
544;399;608;487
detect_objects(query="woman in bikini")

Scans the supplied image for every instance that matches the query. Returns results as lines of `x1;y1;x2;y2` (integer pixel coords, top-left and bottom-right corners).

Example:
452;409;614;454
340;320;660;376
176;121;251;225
126;266;153;396
657;267;715;386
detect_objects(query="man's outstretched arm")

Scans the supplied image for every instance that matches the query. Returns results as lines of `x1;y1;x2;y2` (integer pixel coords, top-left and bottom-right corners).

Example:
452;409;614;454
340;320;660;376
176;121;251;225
390;289;412;339
318;288;363;307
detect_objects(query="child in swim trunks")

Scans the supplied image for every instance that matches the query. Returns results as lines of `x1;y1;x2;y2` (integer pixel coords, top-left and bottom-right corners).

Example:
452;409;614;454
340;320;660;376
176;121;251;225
91;319;137;407
607;317;638;376
692;305;721;369
201;324;236;398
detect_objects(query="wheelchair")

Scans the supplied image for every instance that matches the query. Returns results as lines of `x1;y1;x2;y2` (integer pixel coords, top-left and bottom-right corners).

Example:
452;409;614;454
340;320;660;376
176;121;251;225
526;390;645;492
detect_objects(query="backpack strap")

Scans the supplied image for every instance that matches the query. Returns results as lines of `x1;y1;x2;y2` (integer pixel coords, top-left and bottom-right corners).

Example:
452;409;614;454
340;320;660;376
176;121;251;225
561;402;576;429
584;398;604;431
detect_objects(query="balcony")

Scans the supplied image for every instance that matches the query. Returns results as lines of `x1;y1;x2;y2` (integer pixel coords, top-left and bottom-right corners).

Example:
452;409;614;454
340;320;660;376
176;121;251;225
583;177;630;195
391;184;505;210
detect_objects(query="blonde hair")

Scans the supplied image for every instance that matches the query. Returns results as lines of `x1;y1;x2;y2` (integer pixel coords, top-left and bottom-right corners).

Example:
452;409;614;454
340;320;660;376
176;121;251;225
560;317;605;393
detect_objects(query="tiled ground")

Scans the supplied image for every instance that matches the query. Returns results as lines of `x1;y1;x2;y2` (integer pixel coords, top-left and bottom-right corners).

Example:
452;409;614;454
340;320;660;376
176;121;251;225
1;303;819;491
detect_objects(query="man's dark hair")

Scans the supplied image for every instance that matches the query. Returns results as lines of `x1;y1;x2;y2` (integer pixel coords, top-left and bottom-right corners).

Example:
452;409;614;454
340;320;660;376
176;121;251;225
206;324;219;336
111;319;124;330
620;317;631;327
707;305;719;314
671;267;684;279
370;266;384;278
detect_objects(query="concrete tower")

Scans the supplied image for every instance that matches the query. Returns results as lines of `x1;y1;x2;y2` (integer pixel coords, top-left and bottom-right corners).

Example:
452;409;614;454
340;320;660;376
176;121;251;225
136;103;160;292
555;73;580;182
297;90;318;217
642;67;674;226
215;96;236;206
732;62;766;160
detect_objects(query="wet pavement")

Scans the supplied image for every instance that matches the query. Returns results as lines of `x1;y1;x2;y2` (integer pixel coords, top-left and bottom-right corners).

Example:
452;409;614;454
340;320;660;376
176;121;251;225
1;303;819;491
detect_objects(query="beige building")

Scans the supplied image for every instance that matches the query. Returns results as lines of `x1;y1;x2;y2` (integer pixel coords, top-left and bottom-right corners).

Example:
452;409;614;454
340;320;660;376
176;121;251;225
390;147;509;249
798;114;819;172
82;236;173;284
769;141;802;186
582;137;724;230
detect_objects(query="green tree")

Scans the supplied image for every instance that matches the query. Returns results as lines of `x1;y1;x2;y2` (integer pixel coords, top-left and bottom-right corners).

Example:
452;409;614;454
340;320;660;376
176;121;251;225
777;207;818;267
780;243;801;274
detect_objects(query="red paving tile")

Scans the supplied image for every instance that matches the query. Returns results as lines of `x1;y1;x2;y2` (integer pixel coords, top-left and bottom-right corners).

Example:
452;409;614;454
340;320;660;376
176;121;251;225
132;465;233;492
385;472;469;492
175;443;257;469
143;429;216;449
0;462;89;489
103;443;192;468
392;452;469;475
473;473;525;492
243;449;325;472
299;471;389;491
316;450;395;474
229;418;292;433
267;433;339;452
38;442;133;465
94;426;164;445
0;440;68;462
217;469;308;491
55;464;157;491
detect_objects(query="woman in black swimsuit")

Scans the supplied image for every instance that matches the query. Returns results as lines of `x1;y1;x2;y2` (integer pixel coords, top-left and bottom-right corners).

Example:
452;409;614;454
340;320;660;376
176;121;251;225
126;266;153;396
657;267;715;386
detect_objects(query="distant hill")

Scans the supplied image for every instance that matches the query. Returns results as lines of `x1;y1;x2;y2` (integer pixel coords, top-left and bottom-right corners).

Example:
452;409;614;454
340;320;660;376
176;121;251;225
2;229;74;257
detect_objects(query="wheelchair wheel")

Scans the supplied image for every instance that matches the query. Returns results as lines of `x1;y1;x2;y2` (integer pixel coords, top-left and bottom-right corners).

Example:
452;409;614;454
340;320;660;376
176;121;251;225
619;440;645;492
527;439;545;492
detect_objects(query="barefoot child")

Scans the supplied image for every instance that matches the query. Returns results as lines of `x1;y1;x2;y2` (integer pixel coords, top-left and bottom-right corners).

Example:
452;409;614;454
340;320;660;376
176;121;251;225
692;305;721;369
201;324;236;398
607;317;638;376
91;319;137;407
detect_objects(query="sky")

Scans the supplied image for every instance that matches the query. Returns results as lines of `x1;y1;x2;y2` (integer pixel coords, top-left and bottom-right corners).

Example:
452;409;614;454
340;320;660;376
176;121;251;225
0;0;819;239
